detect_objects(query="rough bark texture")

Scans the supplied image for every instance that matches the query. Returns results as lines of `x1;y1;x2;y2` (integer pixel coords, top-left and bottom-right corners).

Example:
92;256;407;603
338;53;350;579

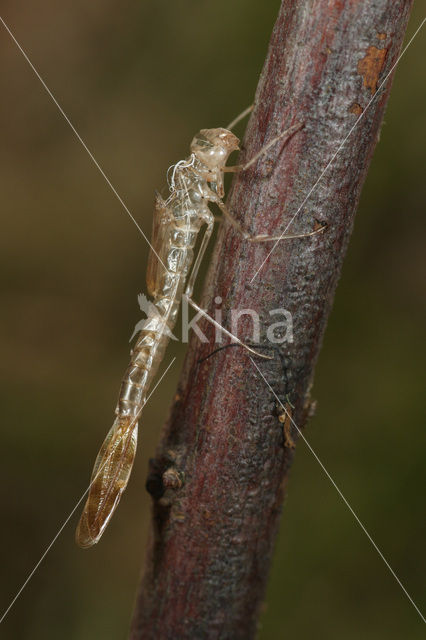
131;1;413;638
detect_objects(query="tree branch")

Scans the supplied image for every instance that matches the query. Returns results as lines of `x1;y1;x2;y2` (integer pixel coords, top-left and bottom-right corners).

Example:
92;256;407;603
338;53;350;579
130;1;413;637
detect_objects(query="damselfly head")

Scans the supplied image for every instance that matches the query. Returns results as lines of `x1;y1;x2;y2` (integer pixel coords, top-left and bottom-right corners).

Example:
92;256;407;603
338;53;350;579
190;128;239;169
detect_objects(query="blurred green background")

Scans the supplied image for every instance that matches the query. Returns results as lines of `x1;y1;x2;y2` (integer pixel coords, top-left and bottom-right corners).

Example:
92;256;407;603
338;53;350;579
0;2;425;638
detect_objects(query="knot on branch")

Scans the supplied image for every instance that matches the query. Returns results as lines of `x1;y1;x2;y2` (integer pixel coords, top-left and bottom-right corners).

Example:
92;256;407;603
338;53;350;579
145;450;185;503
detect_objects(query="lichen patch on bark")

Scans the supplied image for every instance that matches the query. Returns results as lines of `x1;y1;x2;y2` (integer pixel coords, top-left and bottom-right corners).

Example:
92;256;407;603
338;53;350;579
357;45;387;94
349;103;363;115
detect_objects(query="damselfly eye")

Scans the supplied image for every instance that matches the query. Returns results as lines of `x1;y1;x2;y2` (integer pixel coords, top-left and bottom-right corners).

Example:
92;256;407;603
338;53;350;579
194;134;213;148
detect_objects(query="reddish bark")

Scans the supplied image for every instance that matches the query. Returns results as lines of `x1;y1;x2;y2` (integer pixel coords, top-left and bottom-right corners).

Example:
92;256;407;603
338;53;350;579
131;1;413;638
